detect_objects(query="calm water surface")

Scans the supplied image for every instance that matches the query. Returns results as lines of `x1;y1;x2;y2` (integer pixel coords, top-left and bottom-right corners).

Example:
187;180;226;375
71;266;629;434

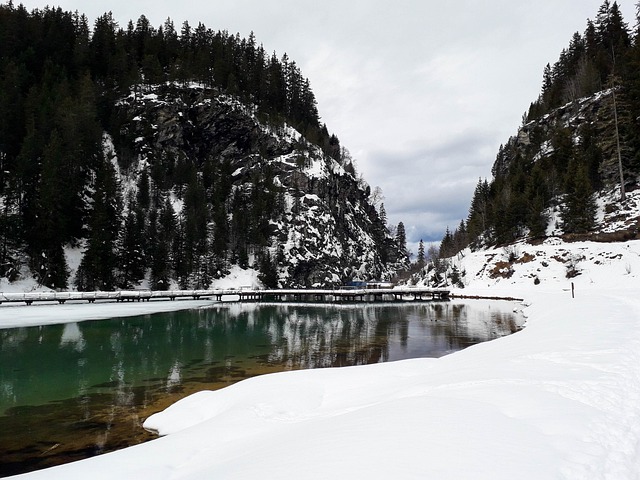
0;301;523;476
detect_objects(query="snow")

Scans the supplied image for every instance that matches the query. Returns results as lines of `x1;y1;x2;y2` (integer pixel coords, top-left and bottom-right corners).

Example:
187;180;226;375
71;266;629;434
0;266;262;330
5;241;640;479
209;265;261;290
169;191;184;215
0;300;215;330
305;155;324;178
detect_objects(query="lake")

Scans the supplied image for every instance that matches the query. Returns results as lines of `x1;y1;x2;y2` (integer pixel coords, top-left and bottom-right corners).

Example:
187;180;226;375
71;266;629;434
0;300;523;476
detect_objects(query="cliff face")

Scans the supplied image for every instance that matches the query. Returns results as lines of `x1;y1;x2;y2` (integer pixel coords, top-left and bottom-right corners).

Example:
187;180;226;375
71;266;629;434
110;83;400;288
463;87;640;246
504;89;629;188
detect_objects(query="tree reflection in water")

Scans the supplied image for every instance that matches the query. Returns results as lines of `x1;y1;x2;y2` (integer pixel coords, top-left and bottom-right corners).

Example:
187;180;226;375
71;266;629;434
0;301;523;476
196;301;522;368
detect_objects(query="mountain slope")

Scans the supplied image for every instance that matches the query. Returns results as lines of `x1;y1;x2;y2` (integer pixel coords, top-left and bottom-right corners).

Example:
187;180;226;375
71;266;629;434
0;5;404;291
409;2;640;288
110;82;400;288
454;3;640;244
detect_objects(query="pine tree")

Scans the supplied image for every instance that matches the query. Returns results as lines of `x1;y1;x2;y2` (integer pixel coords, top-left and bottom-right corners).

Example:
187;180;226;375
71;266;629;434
467;178;492;243
561;161;597;234
395;222;407;259
117;201;146;288
623;7;640;176
449;220;466;254
541;63;555;109
524;163;550;238
258;250;278;288
449;264;462;288
30;129;69;289
379;203;387;226
75;157;121;290
90;12;119;83
439;227;454;259
417;239;425;268
136;168;151;210
149;197;176;290
182;172;209;280
595;1;630;58
596;80;632;193
55;73;102;240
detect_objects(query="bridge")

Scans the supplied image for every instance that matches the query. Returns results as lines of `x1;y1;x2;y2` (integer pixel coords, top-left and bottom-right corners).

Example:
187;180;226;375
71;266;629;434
0;287;450;306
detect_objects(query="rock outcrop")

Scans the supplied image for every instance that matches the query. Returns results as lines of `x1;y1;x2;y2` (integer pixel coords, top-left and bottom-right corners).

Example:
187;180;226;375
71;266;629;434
111;83;401;287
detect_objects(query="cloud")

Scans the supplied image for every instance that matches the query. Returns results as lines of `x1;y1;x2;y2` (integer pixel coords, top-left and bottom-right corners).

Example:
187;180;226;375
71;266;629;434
360;130;499;243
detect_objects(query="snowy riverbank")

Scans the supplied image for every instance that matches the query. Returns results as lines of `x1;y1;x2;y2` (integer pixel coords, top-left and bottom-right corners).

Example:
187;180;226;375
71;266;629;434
6;239;640;479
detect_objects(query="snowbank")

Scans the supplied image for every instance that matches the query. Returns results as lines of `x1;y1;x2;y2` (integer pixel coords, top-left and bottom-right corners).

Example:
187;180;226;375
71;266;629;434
0;299;214;330
209;265;261;290
0;266;261;330
8;240;640;479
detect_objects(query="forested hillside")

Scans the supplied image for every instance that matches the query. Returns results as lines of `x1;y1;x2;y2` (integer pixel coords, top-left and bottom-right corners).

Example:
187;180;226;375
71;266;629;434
0;3;405;290
438;0;640;261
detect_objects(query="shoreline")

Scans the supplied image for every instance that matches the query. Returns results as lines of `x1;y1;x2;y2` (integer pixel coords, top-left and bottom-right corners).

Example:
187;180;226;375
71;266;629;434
5;238;640;479
5;283;640;479
0;293;517;331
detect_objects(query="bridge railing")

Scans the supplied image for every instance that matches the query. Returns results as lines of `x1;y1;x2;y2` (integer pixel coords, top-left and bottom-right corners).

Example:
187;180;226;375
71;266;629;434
1;286;450;306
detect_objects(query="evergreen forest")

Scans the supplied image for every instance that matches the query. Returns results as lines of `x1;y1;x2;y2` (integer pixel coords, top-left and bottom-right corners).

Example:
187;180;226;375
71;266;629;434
439;1;640;259
0;2;400;290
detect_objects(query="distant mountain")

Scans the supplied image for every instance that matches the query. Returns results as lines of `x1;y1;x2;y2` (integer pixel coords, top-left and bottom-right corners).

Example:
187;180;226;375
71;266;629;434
0;4;406;290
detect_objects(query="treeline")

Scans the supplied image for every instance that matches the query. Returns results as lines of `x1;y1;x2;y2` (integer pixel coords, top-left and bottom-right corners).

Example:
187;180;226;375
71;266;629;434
0;2;326;139
438;0;640;258
0;3;347;289
525;0;630;121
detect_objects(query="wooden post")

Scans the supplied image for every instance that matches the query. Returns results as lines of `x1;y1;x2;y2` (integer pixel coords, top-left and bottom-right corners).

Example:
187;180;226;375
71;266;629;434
571;282;575;299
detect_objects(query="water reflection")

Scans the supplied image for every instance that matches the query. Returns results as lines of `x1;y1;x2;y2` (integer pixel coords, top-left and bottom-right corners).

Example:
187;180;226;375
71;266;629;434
0;301;522;476
59;322;86;352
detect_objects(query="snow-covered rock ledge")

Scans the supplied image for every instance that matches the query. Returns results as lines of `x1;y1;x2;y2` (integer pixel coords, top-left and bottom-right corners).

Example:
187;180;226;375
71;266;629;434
14;276;640;479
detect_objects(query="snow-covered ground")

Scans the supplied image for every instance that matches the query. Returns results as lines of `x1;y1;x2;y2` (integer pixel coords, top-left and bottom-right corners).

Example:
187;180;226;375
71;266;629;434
5;240;640;479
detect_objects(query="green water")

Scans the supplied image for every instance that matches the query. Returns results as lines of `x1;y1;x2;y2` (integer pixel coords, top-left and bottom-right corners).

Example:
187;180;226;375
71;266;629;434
0;301;522;476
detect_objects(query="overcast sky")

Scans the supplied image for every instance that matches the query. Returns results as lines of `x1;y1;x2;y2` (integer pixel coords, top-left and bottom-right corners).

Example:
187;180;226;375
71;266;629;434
18;1;639;252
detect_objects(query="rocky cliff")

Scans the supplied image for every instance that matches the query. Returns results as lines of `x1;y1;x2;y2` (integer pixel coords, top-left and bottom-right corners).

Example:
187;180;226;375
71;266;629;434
108;82;401;288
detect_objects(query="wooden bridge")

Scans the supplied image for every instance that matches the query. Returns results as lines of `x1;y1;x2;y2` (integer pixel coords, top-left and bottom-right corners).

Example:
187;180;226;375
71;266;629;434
0;287;450;306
